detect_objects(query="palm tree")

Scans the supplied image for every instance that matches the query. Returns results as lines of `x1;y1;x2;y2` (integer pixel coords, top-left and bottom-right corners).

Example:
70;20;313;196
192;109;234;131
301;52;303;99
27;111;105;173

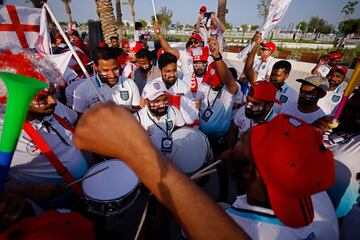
217;0;227;24
61;0;73;31
240;24;249;43
95;0;118;44
115;0;124;40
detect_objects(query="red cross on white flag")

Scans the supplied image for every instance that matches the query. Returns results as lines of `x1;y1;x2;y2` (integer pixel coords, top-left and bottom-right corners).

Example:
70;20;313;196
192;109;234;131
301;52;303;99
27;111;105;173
0;5;50;53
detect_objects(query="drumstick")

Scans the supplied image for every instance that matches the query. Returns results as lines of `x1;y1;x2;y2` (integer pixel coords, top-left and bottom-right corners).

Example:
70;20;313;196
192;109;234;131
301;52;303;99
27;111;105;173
65;166;109;188
191;159;222;178
190;169;217;180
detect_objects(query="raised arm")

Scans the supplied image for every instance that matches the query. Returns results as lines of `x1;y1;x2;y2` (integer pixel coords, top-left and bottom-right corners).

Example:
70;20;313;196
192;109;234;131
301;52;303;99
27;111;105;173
243;32;262;84
73;102;250;240
208;38;239;94
311;56;327;75
154;21;180;59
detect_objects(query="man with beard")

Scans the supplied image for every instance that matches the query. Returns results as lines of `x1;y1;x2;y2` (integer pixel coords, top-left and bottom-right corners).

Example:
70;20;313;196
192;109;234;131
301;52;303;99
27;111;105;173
3;84;88;192
134;79;185;153
228;81;278;148
280;75;328;123
318;65;347;115
109;36;125;58
73;47;141;115
154;22;205;76
153;52;198;125
132;48;161;94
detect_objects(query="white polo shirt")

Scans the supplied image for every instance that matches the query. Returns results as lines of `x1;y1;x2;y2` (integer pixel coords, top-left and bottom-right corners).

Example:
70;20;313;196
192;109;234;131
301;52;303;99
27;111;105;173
253;55;274;81
325;132;360;218
273;82;298;113
134;106;185;152
234;106;277;137
197;82;243;137
4;103;88;187
226;192;339;240
280;102;326;124
318;82;346;115
73;75;140;113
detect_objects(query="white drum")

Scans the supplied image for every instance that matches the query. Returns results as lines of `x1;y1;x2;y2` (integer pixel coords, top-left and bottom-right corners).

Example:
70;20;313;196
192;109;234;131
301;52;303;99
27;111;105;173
170;127;213;174
81;160;140;216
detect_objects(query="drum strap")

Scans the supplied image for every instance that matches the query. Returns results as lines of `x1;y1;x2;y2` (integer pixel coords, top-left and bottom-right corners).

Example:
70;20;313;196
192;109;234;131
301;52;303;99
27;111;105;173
23;120;83;196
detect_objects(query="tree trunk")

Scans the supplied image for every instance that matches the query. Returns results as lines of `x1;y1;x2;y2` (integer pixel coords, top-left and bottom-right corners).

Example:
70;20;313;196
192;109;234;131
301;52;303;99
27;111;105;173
130;6;136;32
63;2;73;31
95;0;118;44
115;0;124;40
217;0;227;24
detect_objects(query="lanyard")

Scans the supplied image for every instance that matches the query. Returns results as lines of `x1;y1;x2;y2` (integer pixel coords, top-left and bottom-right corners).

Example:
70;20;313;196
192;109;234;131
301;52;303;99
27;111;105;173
146;111;170;137
206;88;222;110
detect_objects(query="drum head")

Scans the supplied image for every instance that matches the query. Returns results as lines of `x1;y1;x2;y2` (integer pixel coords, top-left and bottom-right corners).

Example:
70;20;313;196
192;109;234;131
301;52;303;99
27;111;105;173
171;128;208;174
82;160;139;201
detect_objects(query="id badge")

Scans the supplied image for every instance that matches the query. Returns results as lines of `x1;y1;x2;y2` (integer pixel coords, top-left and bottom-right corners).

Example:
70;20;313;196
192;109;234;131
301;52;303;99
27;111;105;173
201;108;213;122
161;137;173;153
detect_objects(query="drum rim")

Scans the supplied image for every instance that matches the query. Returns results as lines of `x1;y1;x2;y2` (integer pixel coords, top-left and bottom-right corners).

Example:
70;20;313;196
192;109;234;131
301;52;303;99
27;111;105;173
82;159;140;201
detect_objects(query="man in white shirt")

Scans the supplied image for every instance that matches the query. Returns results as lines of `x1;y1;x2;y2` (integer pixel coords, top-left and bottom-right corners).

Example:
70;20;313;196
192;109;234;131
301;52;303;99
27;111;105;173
224;114;338;240
152;52;198;125
154;22;205;76
73;47;141;115
134;80;185;153
197;38;243;154
318;65;347;115
3;85;88;193
132;48;161;94
228;81;278;148
311;51;343;77
280;75;329;124
243;32;276;82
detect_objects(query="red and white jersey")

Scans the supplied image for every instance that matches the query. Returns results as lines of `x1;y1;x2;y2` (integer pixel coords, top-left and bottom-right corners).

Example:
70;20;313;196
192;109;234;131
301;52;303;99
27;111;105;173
183;73;203;98
134;106;185;151
226;192;338;240
280;102;326;124
5;103;88;187
122;62;137;79
73;75;140;113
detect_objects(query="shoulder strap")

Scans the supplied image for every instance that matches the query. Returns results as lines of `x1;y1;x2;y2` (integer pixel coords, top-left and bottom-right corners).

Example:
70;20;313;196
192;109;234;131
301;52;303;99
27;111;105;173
135;111;141;125
23;121;82;196
53;113;75;133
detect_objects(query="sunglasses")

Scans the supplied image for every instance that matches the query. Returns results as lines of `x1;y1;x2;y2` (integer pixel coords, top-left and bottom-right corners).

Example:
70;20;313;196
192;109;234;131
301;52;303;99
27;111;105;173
193;63;207;68
190;39;200;44
260;48;270;52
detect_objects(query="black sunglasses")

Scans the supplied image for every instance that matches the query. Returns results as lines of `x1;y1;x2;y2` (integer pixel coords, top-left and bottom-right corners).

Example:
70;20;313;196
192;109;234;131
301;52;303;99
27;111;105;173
190;39;200;44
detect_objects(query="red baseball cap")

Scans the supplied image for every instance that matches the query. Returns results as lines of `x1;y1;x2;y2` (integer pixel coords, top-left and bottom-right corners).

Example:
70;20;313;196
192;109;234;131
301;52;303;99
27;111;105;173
249;80;280;103
250;114;335;228
329;52;343;60
55;34;63;40
260;41;276;52
199;6;207;12
192;46;209;62
189;33;203;42
129;41;144;54
121;39;129;48
203;62;221;87
331;65;348;75
0;210;95;240
157;48;165;59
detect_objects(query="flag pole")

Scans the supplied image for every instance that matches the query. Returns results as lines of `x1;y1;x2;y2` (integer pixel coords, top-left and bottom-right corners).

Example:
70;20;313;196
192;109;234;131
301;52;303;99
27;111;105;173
43;3;105;102
151;0;158;22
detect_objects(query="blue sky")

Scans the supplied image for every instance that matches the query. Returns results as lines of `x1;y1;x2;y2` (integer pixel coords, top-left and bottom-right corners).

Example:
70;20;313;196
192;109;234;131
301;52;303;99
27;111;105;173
6;0;360;28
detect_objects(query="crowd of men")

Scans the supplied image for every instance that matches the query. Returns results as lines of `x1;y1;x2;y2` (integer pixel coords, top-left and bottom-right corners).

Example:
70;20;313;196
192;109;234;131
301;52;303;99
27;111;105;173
0;5;359;240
